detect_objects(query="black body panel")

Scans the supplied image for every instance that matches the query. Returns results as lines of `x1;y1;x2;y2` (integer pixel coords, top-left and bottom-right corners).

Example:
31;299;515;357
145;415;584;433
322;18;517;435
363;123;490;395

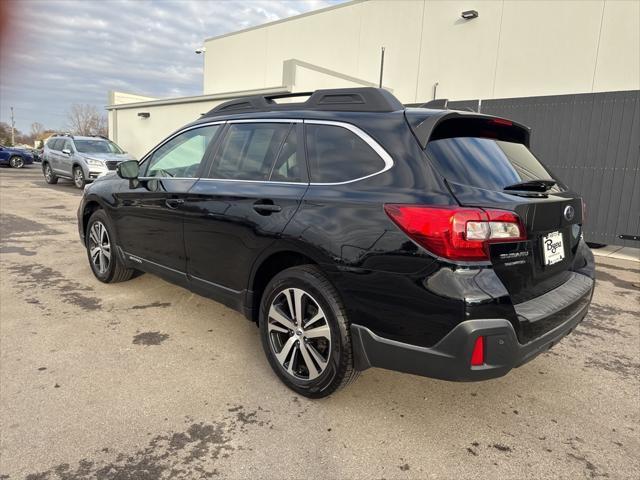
184;179;307;292
112;178;197;272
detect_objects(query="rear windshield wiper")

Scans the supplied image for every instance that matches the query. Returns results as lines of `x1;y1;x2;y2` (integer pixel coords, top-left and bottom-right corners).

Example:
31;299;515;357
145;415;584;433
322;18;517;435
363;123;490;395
503;180;556;192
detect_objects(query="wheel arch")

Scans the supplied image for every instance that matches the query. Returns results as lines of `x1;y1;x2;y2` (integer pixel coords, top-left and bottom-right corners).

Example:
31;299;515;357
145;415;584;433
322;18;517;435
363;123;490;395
81;198;107;242
247;246;333;323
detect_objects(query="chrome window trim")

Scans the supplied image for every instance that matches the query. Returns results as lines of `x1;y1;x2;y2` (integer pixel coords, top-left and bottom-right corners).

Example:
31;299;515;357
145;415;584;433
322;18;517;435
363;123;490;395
134;177;308;186
137;118;394;186
303;119;394;186
196;178;308;186
137;177;199;181
227;118;303;124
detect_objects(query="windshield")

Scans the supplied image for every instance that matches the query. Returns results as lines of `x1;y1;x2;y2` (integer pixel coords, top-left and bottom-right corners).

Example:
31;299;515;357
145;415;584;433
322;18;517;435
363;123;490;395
425;137;560;192
74;139;124;154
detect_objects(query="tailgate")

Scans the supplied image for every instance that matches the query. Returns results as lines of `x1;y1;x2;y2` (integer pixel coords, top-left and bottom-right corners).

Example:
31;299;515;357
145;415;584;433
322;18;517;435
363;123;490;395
449;182;584;303
420;116;585;304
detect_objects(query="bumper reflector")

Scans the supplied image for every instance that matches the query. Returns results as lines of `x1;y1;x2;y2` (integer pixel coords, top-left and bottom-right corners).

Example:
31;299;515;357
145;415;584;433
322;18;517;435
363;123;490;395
471;336;485;366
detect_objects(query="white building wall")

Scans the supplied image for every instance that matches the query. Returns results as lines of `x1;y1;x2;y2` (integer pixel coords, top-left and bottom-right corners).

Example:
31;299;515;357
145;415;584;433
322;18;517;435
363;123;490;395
593;0;640;92
110;102;220;159
110;0;639;156
491;0;604;98
203;0;640;103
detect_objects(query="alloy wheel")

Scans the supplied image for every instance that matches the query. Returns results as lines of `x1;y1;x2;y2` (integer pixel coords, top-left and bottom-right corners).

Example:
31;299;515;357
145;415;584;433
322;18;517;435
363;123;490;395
88;221;111;275
74;168;84;188
10;157;24;168
267;287;332;381
44;164;52;181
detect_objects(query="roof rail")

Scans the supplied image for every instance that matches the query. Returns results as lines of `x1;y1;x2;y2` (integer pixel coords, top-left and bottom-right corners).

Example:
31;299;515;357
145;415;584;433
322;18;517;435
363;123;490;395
204;87;404;117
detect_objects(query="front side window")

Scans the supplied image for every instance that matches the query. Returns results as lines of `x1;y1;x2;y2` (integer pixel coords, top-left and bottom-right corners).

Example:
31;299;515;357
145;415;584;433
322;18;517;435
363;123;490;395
74;139;123;154
61;139;73;152
305;124;385;183
211;123;291;181
144;125;220;178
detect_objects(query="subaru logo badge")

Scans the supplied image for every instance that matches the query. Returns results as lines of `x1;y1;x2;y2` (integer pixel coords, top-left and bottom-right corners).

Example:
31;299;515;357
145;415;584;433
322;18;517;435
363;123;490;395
564;205;575;221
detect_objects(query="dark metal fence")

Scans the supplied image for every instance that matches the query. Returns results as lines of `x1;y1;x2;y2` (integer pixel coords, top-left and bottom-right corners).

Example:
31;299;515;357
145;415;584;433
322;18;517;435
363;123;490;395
438;90;639;247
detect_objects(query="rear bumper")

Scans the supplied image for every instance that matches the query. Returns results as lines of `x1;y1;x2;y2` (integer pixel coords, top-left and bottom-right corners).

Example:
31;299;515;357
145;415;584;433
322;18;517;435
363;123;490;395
351;276;593;381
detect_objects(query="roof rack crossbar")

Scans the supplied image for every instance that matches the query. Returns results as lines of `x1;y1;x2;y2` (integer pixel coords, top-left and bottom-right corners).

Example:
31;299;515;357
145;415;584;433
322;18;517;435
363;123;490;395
204;87;404;117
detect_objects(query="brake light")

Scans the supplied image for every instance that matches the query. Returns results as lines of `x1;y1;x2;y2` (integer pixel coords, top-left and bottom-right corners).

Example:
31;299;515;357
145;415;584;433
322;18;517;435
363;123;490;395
384;205;526;261
471;336;485;366
491;118;513;126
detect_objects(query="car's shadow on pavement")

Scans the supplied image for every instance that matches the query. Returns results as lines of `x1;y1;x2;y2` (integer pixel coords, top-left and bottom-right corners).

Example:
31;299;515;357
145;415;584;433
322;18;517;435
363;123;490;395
31;178;82;195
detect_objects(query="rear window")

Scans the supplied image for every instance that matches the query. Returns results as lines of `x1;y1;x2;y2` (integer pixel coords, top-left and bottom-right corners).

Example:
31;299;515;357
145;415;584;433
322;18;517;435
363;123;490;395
305;124;385;183
425;137;557;191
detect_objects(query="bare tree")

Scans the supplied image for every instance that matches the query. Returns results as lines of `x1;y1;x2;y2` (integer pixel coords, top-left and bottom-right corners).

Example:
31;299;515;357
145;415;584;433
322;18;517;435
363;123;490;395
66;104;107;136
96;114;107;137
30;122;44;138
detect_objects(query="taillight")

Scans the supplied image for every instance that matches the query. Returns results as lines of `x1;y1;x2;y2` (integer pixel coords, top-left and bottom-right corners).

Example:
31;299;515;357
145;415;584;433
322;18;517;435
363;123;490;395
471;336;485;366
581;199;586;224
384;205;526;261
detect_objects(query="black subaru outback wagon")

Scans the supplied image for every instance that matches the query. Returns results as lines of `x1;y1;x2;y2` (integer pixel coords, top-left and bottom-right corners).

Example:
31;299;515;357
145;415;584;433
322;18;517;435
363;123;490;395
78;88;595;398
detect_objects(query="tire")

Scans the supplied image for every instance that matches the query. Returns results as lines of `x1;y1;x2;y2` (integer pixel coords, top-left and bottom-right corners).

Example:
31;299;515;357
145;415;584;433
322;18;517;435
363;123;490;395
9;156;24;168
259;265;359;398
43;162;58;184
86;210;134;283
73;165;86;189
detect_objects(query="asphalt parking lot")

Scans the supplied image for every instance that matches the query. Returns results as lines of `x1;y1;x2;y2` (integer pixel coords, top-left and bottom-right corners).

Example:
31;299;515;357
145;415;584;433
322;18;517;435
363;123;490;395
0;167;638;480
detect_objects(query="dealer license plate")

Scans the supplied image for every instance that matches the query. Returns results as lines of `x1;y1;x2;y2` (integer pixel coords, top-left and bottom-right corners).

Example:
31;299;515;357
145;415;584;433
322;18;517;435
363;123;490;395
542;231;565;265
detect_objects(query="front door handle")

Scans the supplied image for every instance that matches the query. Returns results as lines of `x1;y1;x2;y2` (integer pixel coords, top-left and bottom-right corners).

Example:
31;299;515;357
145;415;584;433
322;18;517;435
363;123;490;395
253;202;282;214
165;198;185;209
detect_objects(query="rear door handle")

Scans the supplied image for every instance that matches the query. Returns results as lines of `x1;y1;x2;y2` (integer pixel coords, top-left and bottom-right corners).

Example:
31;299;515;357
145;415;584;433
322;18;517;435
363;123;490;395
165;198;185;209
253;202;282;214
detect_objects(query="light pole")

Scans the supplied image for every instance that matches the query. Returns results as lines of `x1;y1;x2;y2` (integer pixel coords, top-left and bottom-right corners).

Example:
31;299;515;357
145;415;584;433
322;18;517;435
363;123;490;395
10;106;15;146
195;47;206;93
379;47;385;88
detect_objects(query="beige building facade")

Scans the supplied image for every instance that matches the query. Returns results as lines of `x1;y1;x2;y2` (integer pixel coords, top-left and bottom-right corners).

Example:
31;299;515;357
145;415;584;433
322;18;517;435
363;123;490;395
108;0;640;159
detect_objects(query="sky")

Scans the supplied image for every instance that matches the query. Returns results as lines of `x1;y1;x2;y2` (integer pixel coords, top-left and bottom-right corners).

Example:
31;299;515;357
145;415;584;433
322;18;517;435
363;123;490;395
0;0;345;133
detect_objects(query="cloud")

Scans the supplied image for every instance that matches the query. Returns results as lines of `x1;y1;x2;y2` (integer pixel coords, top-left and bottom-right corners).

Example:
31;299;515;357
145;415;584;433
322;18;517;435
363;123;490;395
0;0;345;133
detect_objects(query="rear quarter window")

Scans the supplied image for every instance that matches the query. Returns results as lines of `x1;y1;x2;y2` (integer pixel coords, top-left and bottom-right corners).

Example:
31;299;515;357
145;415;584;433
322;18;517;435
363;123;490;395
305;124;385;183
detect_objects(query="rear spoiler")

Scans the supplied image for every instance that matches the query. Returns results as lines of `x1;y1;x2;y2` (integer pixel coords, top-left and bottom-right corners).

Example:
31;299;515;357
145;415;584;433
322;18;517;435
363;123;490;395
404;109;531;149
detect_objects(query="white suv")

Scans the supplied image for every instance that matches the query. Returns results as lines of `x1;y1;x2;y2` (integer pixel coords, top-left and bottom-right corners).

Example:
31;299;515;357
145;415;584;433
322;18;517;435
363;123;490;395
42;135;135;188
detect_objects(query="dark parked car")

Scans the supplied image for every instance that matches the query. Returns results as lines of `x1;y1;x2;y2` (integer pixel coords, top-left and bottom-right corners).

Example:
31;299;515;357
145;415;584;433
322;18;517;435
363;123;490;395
0;144;34;168
77;88;595;398
30;148;43;162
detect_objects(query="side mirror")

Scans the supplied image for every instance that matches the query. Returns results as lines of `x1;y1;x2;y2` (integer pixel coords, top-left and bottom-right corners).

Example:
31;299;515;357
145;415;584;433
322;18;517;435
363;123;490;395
62;149;71;155
117;160;140;179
